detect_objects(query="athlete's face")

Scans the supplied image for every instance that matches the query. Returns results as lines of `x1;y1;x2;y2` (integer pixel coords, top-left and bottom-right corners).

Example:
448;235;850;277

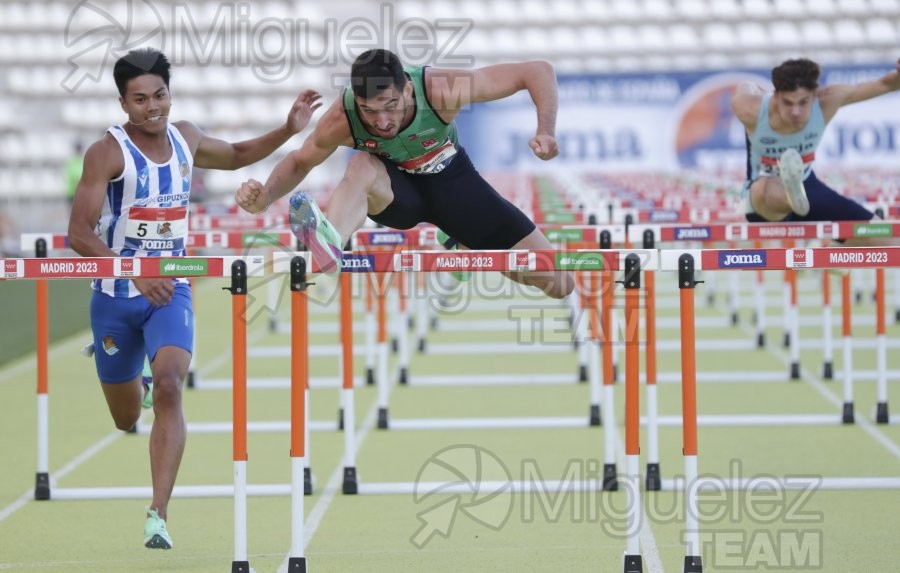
773;88;815;131
119;74;171;134
355;81;413;139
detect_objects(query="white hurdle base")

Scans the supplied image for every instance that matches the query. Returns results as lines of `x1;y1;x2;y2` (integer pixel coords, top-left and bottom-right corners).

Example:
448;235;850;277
193;370;900;390
196;377;363;390
660;477;900;491
404;374;577;386
388;416;591;430
640;414;842;427
136;420;339;434
355;476;900;495
49;483;295;500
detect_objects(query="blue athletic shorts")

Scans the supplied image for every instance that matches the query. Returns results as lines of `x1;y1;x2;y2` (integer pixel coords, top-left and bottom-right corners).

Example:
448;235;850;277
90;282;194;384
372;146;536;250
744;169;874;223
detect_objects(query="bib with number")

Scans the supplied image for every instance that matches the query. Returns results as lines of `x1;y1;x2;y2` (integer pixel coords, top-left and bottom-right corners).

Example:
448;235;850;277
123;206;188;252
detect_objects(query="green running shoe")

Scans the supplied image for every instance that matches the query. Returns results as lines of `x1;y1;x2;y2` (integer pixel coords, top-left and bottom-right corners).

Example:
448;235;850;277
144;507;173;549
289;191;343;273
141;360;153;410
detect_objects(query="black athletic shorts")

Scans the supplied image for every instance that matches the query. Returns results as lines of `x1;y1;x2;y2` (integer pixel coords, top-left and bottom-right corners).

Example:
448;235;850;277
745;169;874;223
370;146;536;250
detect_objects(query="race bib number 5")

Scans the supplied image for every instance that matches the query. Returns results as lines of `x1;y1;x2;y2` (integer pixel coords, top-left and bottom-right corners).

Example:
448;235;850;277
124;206;188;251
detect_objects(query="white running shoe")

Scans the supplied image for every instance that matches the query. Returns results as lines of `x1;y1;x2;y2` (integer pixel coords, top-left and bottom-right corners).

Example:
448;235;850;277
778;148;809;216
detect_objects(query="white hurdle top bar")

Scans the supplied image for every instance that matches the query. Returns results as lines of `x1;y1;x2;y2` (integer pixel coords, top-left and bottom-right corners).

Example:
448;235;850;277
0;256;265;280
7;246;900;280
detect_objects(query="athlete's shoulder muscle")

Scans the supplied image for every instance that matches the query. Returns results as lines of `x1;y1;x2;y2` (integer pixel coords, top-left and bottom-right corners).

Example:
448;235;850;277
731;84;763;129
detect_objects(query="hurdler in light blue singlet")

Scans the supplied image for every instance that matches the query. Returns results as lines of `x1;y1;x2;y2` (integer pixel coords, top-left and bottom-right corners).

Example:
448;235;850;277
745;94;826;182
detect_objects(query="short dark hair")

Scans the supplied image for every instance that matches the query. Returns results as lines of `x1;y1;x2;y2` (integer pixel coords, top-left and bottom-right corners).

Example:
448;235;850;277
771;58;820;92
350;49;407;99
113;48;171;97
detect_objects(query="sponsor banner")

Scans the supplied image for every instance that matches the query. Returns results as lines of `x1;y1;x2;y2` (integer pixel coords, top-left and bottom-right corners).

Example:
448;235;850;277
426;252;506;272
545;228;589;243
541;211;576;224
787;249;814;268
455;66;900;171
555;252;606;271
394;252;418;272
649;210;680;223
340;254;375;272
115;257;140;277
853;223;893;238
160;258;209;276
241;232;283;247
3;259;22;278
509;252;534;272
24;258;111;278
358;231;408;246
672;226;712;241
749;224;818;240
718;249;768;269
820;248;898;268
725;224;748;241
196;216;268;230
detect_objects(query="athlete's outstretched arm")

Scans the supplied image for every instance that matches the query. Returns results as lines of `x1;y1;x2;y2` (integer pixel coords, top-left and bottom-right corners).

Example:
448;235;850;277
235;99;351;214
731;82;764;130
182;89;323;171
427;62;559;159
819;58;900;118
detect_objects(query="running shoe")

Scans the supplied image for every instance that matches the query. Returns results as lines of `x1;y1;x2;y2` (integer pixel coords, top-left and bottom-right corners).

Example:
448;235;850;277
144;507;173;549
141;360;153;410
778;148;809;216
289;191;343;273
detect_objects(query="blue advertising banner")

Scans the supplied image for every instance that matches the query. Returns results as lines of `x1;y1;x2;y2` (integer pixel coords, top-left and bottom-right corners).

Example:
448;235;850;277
453;65;900;172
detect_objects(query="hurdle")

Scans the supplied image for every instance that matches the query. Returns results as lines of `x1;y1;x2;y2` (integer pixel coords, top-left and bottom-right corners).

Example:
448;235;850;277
359;248;655;434
18;230;351;437
3;250;273;501
300;247;664;571
3;251;318;572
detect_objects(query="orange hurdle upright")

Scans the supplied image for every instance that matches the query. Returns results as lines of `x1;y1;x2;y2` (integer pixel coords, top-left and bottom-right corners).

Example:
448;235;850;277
34;238;50;500
288;256;310;571
678;254;703;573
229;260;250;573
622;254;643;573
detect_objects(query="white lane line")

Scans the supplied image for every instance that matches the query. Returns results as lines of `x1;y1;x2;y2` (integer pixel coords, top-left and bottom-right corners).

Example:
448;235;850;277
615;440;665;573
276;396;380;573
735;320;900;460
0;286;270;525
0;333;91;386
0;427;129;524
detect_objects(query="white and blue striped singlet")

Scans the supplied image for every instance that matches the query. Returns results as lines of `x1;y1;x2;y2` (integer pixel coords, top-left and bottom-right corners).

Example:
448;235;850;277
745;94;826;182
94;124;193;298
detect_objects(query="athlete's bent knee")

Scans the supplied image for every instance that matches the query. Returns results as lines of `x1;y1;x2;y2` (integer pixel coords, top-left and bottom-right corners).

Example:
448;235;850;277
344;153;381;188
546;271;575;299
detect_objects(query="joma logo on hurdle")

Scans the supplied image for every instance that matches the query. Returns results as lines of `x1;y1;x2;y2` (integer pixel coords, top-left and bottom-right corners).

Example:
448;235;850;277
675;227;711;240
719;252;767;268
370;233;405;245
341;256;374;271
